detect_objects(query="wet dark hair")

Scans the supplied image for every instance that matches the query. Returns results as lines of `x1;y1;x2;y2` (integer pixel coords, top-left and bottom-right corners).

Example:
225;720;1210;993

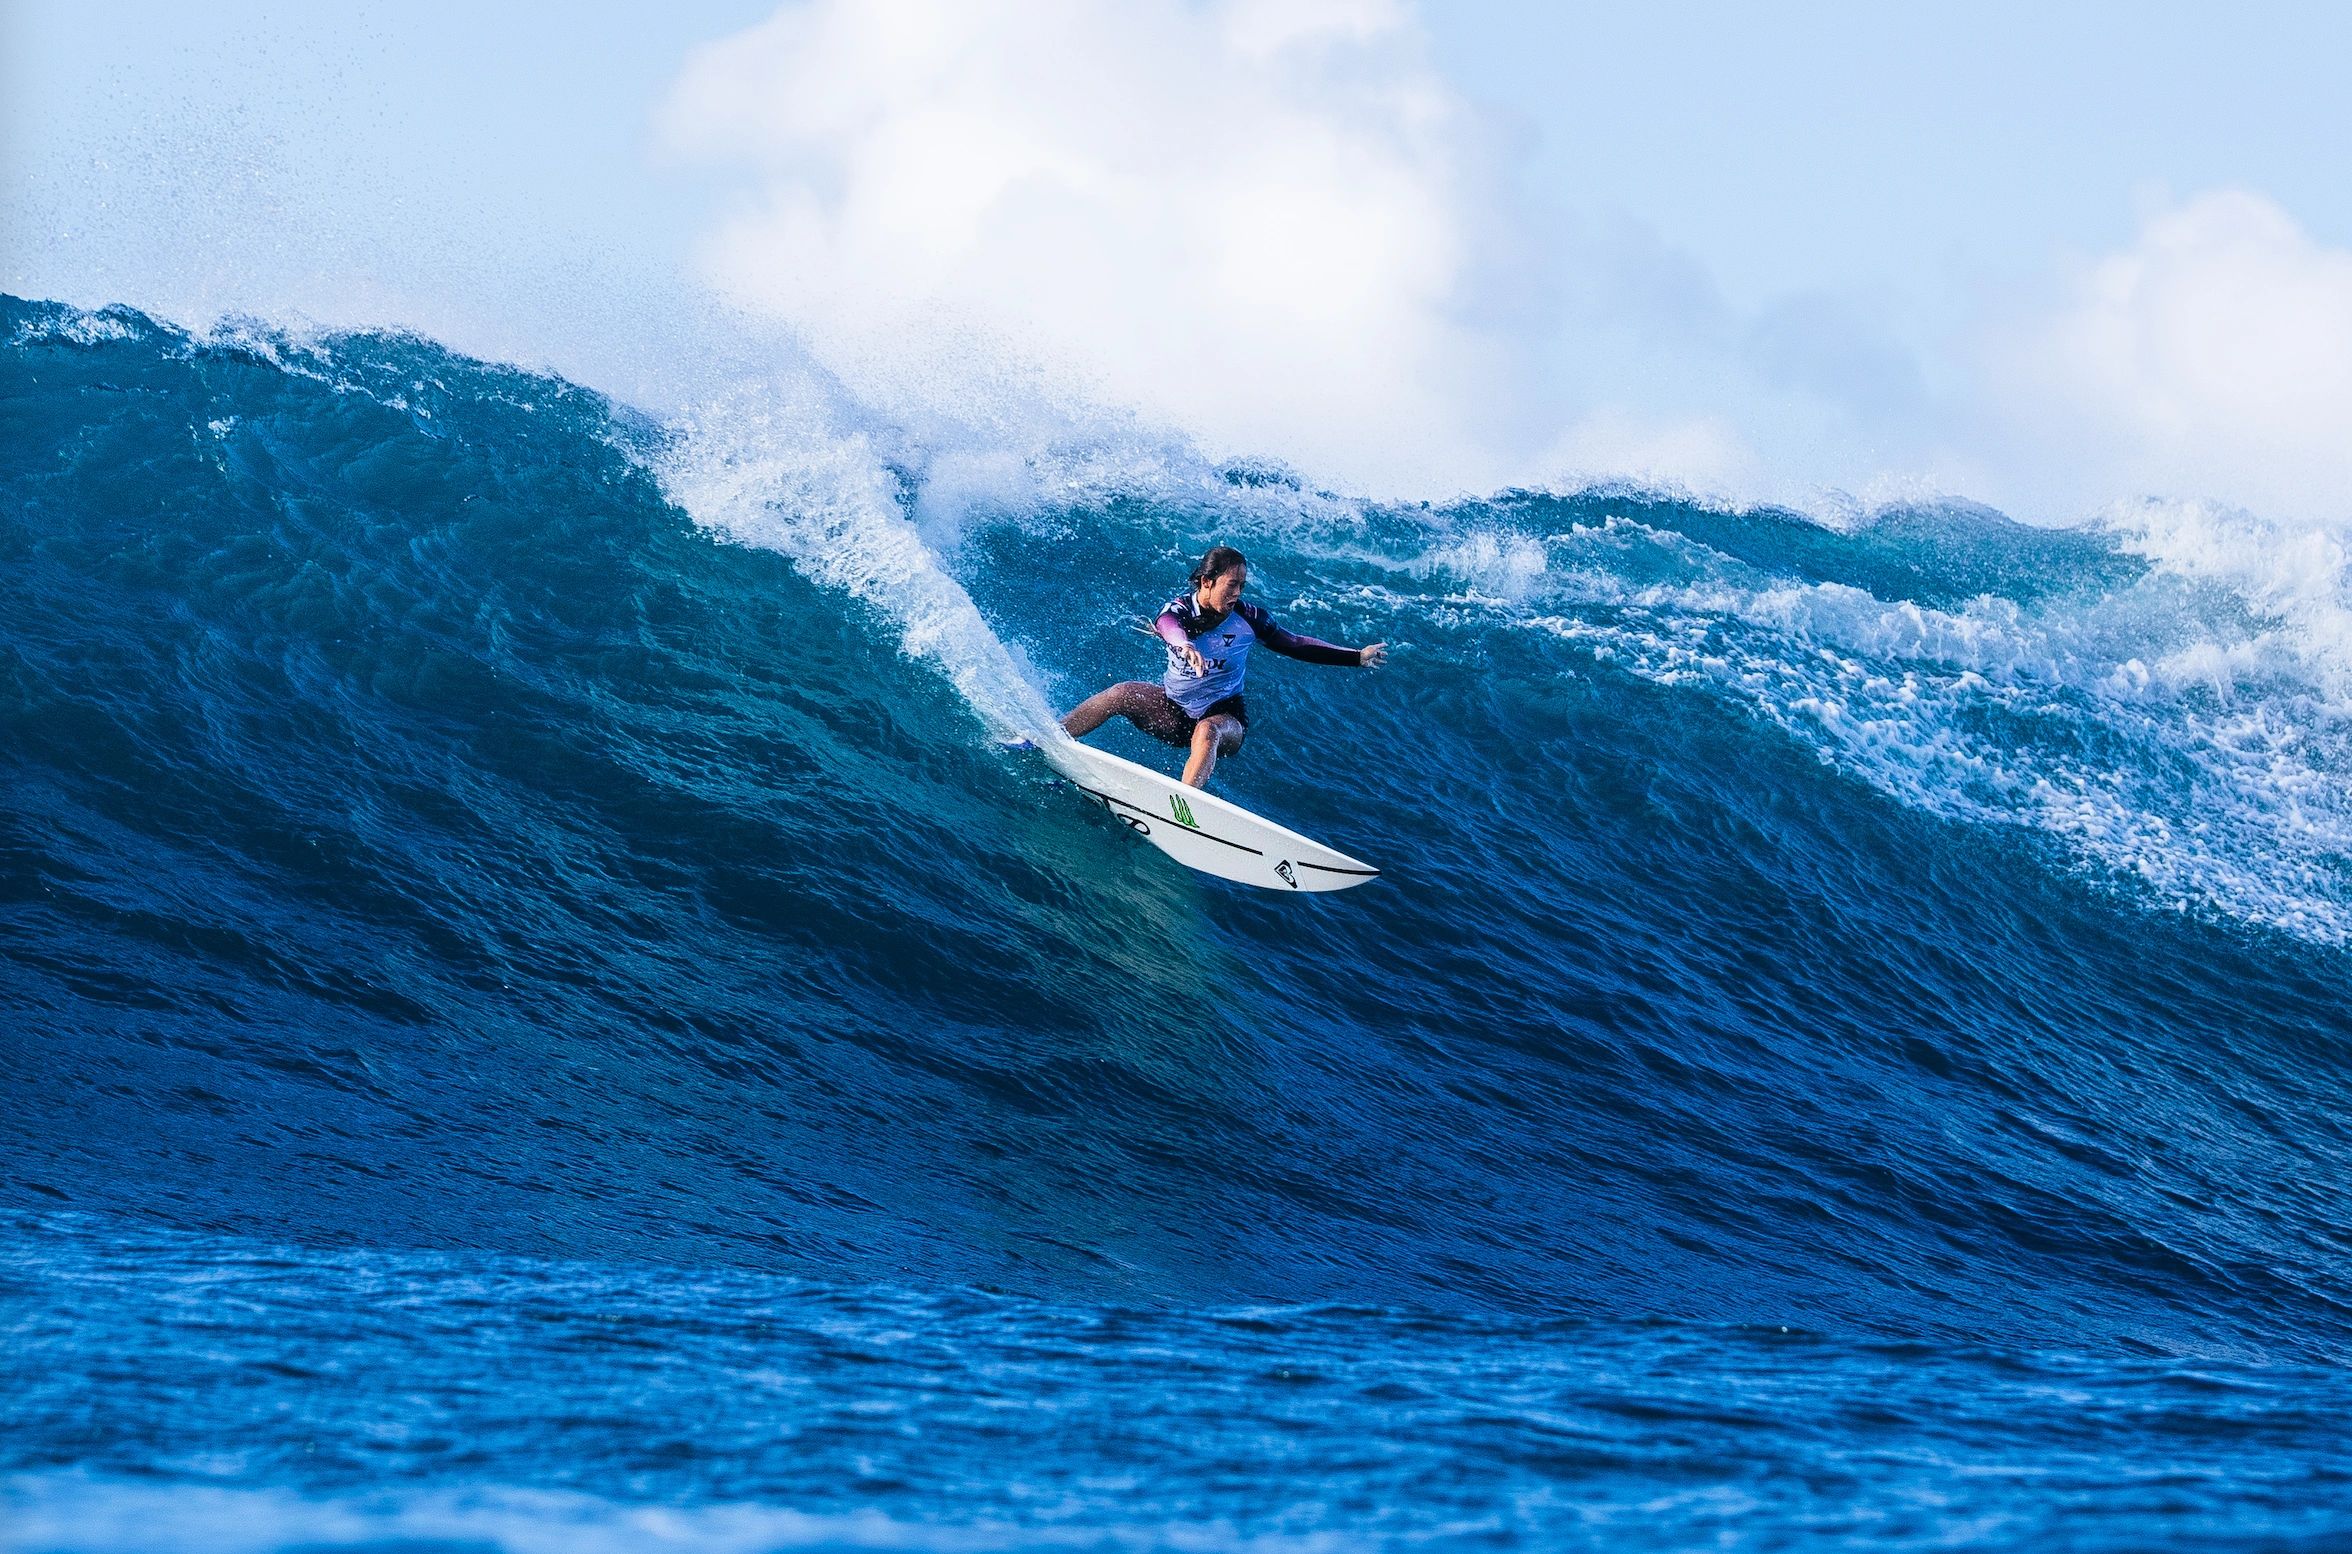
1189;545;1249;587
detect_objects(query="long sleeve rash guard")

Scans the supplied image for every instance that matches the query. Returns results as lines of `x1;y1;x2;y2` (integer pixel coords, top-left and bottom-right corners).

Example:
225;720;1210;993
1155;595;1357;714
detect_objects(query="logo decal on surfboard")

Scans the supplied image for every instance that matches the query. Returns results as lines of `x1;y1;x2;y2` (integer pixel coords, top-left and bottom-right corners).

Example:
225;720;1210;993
1169;793;1200;829
1275;859;1297;888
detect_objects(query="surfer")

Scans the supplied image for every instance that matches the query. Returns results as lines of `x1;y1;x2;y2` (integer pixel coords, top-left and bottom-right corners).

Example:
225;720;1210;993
1060;545;1387;788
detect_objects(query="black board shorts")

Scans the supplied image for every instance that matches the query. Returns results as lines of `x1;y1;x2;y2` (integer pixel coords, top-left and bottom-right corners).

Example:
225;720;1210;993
1132;689;1249;749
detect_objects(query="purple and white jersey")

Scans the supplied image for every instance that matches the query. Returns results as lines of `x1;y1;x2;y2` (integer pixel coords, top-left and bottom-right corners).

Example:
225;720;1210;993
1156;595;1357;715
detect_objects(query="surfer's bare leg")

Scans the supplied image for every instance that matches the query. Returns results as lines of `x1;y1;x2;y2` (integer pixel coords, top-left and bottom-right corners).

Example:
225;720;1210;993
1062;682;1157;737
1182;714;1244;788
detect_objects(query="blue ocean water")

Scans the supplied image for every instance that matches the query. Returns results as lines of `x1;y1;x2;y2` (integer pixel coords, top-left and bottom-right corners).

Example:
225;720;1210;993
5;296;2352;1550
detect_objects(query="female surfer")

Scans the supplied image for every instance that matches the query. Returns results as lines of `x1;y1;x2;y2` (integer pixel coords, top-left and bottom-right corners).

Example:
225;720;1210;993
1060;545;1388;788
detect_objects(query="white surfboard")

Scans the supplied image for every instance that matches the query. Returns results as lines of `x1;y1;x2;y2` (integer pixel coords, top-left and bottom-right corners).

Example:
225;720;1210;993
1028;734;1380;892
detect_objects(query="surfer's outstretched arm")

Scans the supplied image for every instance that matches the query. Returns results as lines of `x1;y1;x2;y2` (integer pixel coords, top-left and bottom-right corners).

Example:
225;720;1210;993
1240;604;1386;668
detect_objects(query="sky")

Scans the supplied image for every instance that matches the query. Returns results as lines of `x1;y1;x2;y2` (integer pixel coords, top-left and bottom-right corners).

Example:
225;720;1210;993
7;0;2351;519
1439;3;2352;312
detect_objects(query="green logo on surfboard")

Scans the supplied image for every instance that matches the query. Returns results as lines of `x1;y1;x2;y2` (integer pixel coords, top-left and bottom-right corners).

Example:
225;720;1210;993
1169;793;1199;829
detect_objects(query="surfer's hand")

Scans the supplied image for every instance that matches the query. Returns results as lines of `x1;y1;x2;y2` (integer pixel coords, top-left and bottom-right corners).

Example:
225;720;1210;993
1358;643;1388;668
1181;644;1207;675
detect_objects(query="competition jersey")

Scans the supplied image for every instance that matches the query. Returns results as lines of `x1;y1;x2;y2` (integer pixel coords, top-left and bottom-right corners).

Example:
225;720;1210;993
1157;595;1357;715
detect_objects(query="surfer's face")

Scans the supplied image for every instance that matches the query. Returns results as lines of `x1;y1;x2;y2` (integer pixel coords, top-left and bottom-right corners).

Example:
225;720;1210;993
1199;566;1247;612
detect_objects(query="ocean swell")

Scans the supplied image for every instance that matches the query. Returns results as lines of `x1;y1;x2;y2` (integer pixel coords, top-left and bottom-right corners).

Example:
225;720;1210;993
7;297;2352;1549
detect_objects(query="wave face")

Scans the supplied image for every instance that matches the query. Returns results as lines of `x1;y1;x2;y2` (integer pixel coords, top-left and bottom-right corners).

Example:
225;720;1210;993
7;298;2352;1549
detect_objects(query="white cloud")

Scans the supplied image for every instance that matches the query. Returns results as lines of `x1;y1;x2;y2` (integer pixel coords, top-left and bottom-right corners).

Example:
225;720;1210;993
659;0;1524;496
658;8;2352;526
1990;190;2352;521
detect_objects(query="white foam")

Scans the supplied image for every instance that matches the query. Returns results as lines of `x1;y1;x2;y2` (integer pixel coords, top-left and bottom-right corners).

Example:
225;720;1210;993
2101;496;2352;704
6;306;149;348
1370;512;2352;944
657;376;1059;742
